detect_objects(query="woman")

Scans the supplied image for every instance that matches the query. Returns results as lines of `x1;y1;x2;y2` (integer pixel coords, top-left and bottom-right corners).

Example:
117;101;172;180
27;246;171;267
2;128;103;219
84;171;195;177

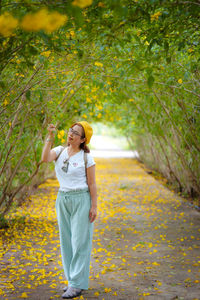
41;121;97;299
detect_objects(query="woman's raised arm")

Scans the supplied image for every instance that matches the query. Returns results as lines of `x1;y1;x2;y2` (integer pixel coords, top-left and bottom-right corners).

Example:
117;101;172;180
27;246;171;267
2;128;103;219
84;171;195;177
41;124;57;163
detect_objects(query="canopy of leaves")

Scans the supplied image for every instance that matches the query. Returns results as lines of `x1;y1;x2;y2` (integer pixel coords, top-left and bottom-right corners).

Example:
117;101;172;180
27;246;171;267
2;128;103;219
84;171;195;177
0;0;200;214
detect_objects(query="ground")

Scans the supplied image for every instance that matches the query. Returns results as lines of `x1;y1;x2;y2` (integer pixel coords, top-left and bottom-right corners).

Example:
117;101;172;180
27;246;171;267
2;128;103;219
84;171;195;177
0;158;200;300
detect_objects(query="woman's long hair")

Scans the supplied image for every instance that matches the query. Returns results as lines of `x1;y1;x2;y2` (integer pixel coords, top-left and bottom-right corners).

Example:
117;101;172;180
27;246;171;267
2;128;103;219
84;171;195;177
68;123;90;153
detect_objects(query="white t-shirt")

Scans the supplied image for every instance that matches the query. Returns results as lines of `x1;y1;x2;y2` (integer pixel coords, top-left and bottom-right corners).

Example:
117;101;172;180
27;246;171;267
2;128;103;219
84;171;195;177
52;146;96;192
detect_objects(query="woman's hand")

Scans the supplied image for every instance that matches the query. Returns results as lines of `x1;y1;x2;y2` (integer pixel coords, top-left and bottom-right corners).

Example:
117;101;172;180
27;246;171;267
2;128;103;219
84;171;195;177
47;124;56;136
89;206;97;223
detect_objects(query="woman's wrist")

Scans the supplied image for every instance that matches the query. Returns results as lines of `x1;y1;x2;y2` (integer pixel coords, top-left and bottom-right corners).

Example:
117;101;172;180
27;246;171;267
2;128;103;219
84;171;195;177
46;135;54;142
91;204;97;209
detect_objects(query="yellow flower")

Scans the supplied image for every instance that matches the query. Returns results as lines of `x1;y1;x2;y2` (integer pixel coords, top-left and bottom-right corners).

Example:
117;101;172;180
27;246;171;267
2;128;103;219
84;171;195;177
41;50;51;57
92;86;98;92
20;292;28;298
0;12;18;37
72;0;93;8
21;9;67;33
178;78;183;84
70;30;75;37
94;61;103;68
105;288;112;293
94;292;100;296
3;99;9;106
57;130;65;142
97;113;102;119
152;262;160;266
59;130;65;137
86;97;92;103
0;288;4;295
21;9;49;32
82;114;87;119
41;10;67;33
151;11;162;21
188;48;194;53
98;2;105;7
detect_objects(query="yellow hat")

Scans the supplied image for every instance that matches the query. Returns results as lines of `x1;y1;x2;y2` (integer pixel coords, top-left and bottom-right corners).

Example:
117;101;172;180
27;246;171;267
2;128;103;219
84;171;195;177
72;121;93;144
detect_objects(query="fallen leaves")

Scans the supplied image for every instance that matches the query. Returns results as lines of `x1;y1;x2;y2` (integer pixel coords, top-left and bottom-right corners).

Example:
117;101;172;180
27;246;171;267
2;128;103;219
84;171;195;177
0;158;199;299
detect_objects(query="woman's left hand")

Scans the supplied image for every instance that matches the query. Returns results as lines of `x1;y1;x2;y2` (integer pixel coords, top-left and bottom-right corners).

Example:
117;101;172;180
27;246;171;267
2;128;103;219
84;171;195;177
89;206;97;223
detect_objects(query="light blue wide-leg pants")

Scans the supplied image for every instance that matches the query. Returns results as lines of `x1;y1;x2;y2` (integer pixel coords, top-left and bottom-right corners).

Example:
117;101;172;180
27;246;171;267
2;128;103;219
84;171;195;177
55;188;93;290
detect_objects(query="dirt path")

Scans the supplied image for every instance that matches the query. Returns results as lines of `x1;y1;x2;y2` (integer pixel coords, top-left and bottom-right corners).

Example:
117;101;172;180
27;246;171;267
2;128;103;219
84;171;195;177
0;158;200;300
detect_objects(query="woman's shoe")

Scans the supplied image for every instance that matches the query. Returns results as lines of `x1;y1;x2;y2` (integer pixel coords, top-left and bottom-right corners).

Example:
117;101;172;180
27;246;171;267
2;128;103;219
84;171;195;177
62;287;82;299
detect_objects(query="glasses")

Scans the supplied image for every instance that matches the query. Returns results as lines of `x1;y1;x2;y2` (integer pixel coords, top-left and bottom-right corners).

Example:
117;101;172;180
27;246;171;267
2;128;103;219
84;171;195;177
61;158;69;173
68;128;83;137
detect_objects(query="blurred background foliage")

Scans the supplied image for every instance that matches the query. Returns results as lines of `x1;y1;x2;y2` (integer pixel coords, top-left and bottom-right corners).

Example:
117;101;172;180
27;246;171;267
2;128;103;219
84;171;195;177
0;0;200;216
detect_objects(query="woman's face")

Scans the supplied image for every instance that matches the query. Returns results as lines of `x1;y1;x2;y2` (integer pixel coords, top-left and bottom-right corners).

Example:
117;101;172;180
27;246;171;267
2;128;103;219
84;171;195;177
67;124;85;147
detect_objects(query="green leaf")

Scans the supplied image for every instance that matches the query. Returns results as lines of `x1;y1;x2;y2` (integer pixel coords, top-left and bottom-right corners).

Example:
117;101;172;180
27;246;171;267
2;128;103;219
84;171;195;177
26;90;31;100
0;80;5;89
77;48;84;59
166;56;171;64
178;41;185;51
147;75;155;88
164;41;169;53
29;45;38;55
